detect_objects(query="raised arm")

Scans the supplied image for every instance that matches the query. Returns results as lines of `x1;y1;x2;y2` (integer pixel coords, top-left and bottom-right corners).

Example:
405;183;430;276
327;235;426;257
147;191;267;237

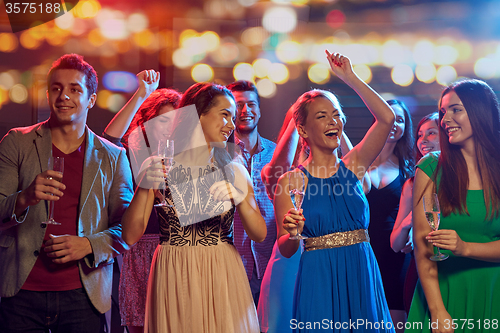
261;112;299;200
325;51;395;176
103;70;160;139
391;178;413;252
412;168;452;329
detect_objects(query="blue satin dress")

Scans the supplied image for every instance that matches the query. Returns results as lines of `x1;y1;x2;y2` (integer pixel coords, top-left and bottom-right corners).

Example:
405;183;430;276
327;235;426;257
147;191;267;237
293;163;394;332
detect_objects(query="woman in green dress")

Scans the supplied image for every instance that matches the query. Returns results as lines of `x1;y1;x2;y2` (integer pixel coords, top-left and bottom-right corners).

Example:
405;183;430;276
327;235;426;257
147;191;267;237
407;79;500;333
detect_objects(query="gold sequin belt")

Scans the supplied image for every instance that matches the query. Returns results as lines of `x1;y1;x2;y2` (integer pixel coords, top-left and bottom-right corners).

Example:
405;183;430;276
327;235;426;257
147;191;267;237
304;229;370;252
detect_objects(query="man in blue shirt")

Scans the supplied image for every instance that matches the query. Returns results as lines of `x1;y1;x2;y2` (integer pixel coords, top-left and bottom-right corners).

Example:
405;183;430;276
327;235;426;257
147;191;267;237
227;80;276;305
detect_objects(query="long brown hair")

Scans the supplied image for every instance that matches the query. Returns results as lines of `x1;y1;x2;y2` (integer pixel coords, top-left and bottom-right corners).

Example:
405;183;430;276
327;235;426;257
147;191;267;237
437;79;500;219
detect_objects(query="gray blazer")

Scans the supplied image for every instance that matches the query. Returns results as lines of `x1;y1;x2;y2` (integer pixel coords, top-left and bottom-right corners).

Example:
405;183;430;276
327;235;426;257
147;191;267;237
0;121;133;313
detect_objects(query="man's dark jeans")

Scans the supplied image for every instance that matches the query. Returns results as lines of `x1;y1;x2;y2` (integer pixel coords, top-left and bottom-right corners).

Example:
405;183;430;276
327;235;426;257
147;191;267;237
0;288;101;333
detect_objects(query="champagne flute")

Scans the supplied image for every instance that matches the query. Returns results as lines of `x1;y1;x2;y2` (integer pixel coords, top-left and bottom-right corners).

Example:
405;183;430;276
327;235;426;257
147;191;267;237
42;156;64;225
288;167;307;240
423;193;448;261
154;138;174;208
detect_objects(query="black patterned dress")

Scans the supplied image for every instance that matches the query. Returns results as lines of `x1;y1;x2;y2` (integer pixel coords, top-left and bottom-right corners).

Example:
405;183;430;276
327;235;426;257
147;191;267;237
144;164;259;333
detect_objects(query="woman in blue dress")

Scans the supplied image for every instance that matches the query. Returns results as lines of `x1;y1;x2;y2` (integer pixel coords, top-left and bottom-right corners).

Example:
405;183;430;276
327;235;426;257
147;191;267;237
274;51;395;332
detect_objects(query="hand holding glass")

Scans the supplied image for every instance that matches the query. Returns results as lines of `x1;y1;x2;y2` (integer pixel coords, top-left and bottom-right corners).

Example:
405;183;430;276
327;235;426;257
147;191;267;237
288;168;307;240
423;193;448;261
42;157;64;225
154;139;174;208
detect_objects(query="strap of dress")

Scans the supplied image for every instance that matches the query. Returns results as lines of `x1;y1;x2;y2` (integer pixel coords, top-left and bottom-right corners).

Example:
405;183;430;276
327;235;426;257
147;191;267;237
297;161;347;179
298;165;311;178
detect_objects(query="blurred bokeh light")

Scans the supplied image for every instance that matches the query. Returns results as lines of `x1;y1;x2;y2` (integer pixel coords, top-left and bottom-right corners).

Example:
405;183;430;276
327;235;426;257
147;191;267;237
233;63;255;82
276;41;303;64
308;64;330;84
107;93;127;112
191;64;215;82
263;7;297;34
474;58;497;80
436;66;458;86
9;84;29;104
103;72;138;93
415;64;437;84
253;59;272;79
353;64;372;83
268;63;289;84
256;78;277;98
391;64;414;87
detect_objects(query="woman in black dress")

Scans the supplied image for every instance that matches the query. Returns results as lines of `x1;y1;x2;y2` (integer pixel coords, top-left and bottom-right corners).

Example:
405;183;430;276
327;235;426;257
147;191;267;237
366;100;414;332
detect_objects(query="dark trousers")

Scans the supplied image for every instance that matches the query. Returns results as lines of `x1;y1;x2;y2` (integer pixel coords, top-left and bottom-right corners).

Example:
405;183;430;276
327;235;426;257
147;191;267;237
250;262;262;306
0;288;101;333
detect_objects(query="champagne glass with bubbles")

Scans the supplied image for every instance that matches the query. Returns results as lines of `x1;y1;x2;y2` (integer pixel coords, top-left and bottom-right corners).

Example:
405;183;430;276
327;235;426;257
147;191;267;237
42;156;64;225
288;167;307;240
423;193;448;261
154;138;174;208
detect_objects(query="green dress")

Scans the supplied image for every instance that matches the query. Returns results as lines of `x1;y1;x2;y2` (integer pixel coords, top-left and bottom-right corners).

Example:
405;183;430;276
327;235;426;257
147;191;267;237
406;152;500;332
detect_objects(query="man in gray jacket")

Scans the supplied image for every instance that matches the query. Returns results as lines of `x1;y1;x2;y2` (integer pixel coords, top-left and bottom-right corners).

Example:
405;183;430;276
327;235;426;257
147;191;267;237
0;54;133;332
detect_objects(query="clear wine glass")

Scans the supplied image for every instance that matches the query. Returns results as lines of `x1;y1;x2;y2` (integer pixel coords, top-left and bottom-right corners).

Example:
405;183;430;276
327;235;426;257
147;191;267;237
288;167;307;240
154;138;174;208
42;156;64;225
423;193;448;261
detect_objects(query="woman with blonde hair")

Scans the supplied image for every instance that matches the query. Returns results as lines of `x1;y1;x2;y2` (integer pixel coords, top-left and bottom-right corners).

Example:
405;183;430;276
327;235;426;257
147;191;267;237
275;51;395;331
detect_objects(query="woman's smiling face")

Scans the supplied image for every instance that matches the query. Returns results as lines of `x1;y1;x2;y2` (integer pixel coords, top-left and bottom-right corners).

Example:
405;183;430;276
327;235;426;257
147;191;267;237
387;104;405;143
440;90;473;148
199;95;236;149
417;119;440;157
299;97;344;151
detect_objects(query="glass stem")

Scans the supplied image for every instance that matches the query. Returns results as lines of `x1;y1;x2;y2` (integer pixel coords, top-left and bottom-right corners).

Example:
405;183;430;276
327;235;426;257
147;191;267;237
49;199;55;222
